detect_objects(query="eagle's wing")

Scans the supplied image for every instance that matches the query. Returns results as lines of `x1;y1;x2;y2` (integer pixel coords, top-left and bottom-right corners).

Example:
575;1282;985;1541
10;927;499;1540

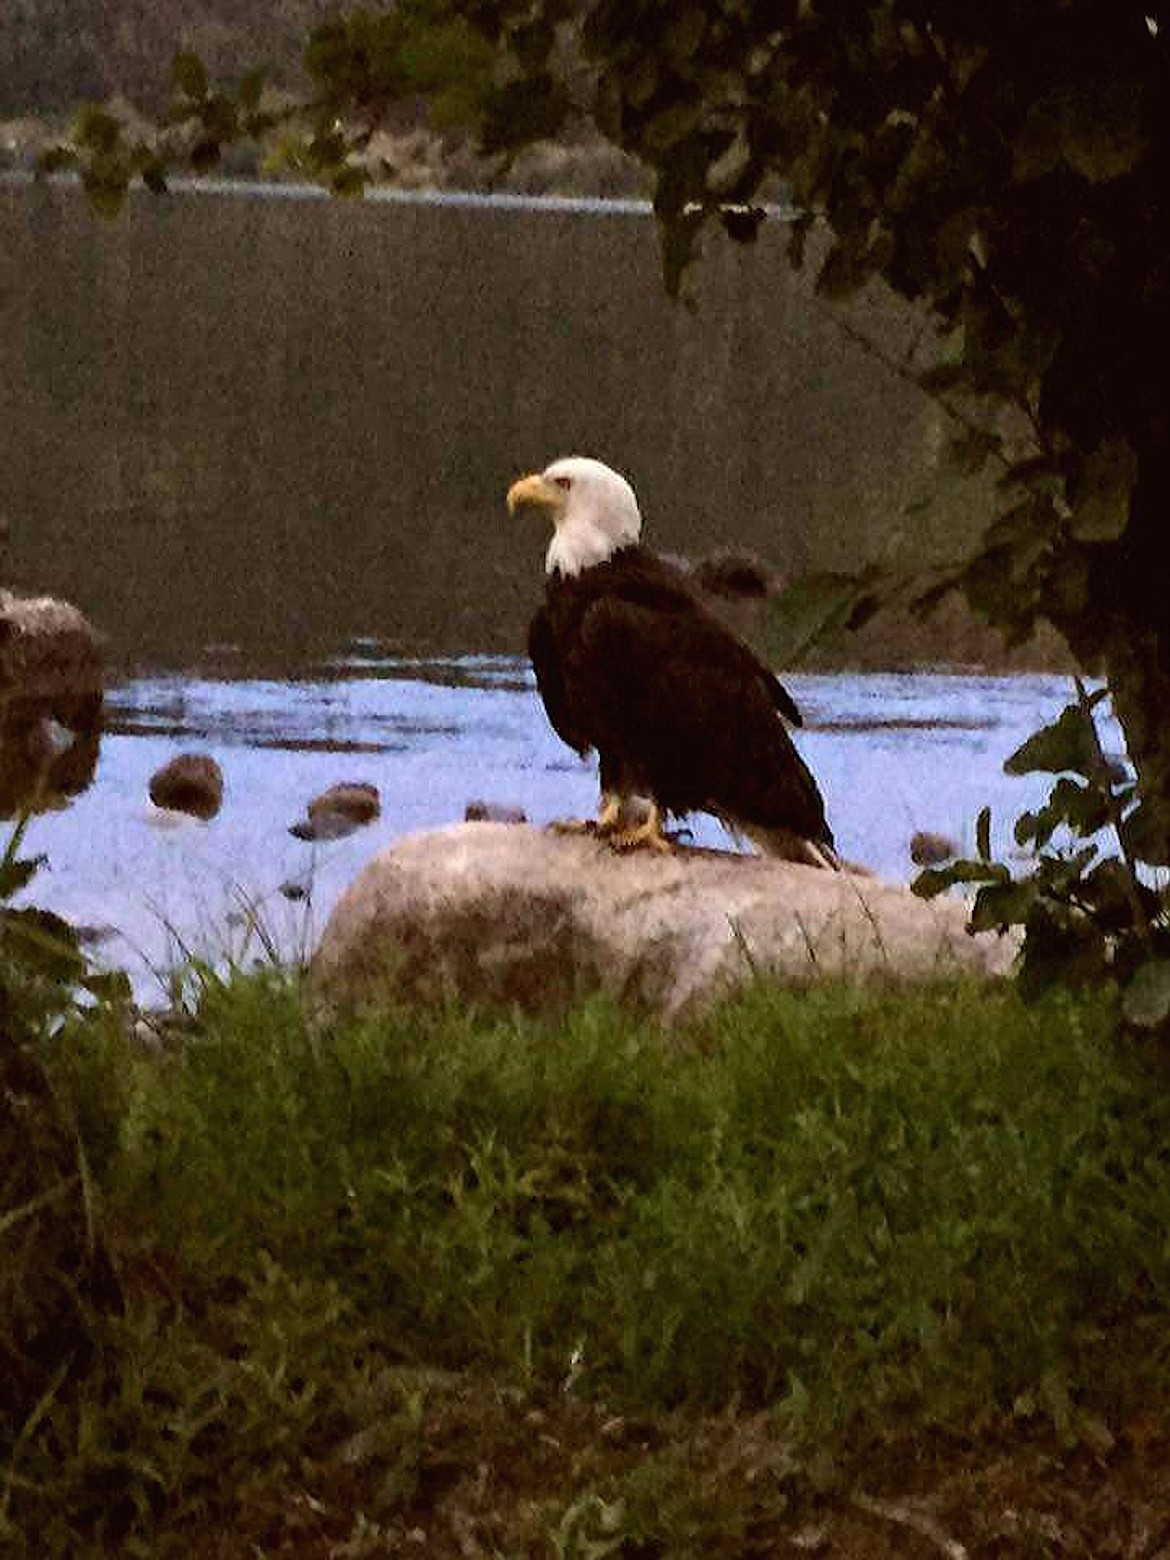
598;553;804;727
528;604;591;755
573;594;831;845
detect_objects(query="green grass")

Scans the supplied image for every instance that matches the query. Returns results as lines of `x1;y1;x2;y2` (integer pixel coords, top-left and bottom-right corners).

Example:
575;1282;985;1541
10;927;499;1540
6;972;1170;1554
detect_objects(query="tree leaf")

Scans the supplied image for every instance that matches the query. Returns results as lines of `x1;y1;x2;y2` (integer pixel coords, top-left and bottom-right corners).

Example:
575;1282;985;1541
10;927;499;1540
1018;776;1112;850
658;205;704;300
1014;84;1146;186
786;212;813;270
917;362;968;395
625;53;659;110
330;163;369;197
1121;801;1170;866
73;105;122;155
1079;858;1144;931
707;133;753;197
480;73;570;154
1004;699;1105;779
721;206;766;243
997;455;1065;497
36;145;78;176
82;172;129;218
1015;811;1039;847
0;905;86;984
141;157;169;195
1034;845;1099;898
1013;895;1110;999
1012;98;1064;183
0;853;47;898
173;50;209;102
190;139;222;174
1045;546;1091;619
83;969;133;1006
909;570;962;619
975;805;992;862
1062;82;1147;183
1068;438;1136;542
760;568;885;668
238;68;266;112
666;5;707;61
816;239;872;300
911;858;1010;900
968;879;1038;933
1018;929;1108;1001
1122;958;1170;1030
946;426;1002;476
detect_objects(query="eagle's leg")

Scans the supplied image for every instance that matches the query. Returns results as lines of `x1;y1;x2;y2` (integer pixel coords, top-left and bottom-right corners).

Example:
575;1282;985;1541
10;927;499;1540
607;800;674;854
548;790;623;837
594;791;625;835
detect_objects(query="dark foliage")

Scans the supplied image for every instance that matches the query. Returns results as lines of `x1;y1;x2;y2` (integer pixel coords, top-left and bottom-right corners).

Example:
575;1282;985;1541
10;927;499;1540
913;679;1170;1025
0;824;129;1473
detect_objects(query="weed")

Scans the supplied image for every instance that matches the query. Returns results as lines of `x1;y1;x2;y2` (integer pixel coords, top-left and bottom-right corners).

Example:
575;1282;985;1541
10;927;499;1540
6;960;1170;1553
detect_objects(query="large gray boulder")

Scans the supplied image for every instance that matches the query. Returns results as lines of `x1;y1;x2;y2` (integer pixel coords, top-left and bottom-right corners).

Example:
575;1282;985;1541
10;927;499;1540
311;823;1015;1020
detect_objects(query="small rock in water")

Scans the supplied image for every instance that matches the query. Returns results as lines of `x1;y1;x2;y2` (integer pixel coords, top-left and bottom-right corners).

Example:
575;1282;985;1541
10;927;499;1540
465;799;528;824
290;781;381;841
689;549;777;601
909;830;959;867
148;753;224;820
74;922;118;946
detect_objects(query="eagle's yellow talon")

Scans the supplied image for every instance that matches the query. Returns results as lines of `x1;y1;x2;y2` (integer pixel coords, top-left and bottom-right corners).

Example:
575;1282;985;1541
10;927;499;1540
593;792;625;835
607;803;674;854
549;791;625;838
610;830;674;854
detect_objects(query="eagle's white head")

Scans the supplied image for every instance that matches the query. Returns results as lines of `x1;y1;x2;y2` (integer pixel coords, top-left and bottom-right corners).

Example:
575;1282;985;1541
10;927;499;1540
506;456;643;576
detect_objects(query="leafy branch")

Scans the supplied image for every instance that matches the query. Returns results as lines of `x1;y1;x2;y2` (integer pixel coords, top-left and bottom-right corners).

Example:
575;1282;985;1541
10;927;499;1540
1;818;130;1027
912;685;1170;1029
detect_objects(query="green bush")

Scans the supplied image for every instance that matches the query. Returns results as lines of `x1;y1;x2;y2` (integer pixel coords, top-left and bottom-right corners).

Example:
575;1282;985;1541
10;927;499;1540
7;965;1170;1554
110;979;1170;1433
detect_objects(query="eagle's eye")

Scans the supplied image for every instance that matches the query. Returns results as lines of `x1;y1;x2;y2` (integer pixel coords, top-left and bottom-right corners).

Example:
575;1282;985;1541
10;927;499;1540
552;475;572;490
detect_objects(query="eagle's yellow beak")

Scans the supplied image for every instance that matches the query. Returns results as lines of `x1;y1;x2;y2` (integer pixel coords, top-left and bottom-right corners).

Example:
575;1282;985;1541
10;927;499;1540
506;472;564;517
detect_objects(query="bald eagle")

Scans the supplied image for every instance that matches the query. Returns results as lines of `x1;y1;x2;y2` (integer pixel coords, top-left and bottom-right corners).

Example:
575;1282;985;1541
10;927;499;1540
507;456;837;866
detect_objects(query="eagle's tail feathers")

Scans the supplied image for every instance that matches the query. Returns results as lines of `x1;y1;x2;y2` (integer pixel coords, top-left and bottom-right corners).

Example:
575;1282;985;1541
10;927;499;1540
741;824;842;870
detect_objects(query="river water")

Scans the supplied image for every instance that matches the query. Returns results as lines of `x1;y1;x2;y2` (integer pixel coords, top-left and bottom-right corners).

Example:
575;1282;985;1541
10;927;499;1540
0;182;1105;999
15;649;1076;1002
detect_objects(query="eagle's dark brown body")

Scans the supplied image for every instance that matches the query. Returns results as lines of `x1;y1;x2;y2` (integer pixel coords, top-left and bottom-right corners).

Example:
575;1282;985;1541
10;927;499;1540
528;544;834;855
